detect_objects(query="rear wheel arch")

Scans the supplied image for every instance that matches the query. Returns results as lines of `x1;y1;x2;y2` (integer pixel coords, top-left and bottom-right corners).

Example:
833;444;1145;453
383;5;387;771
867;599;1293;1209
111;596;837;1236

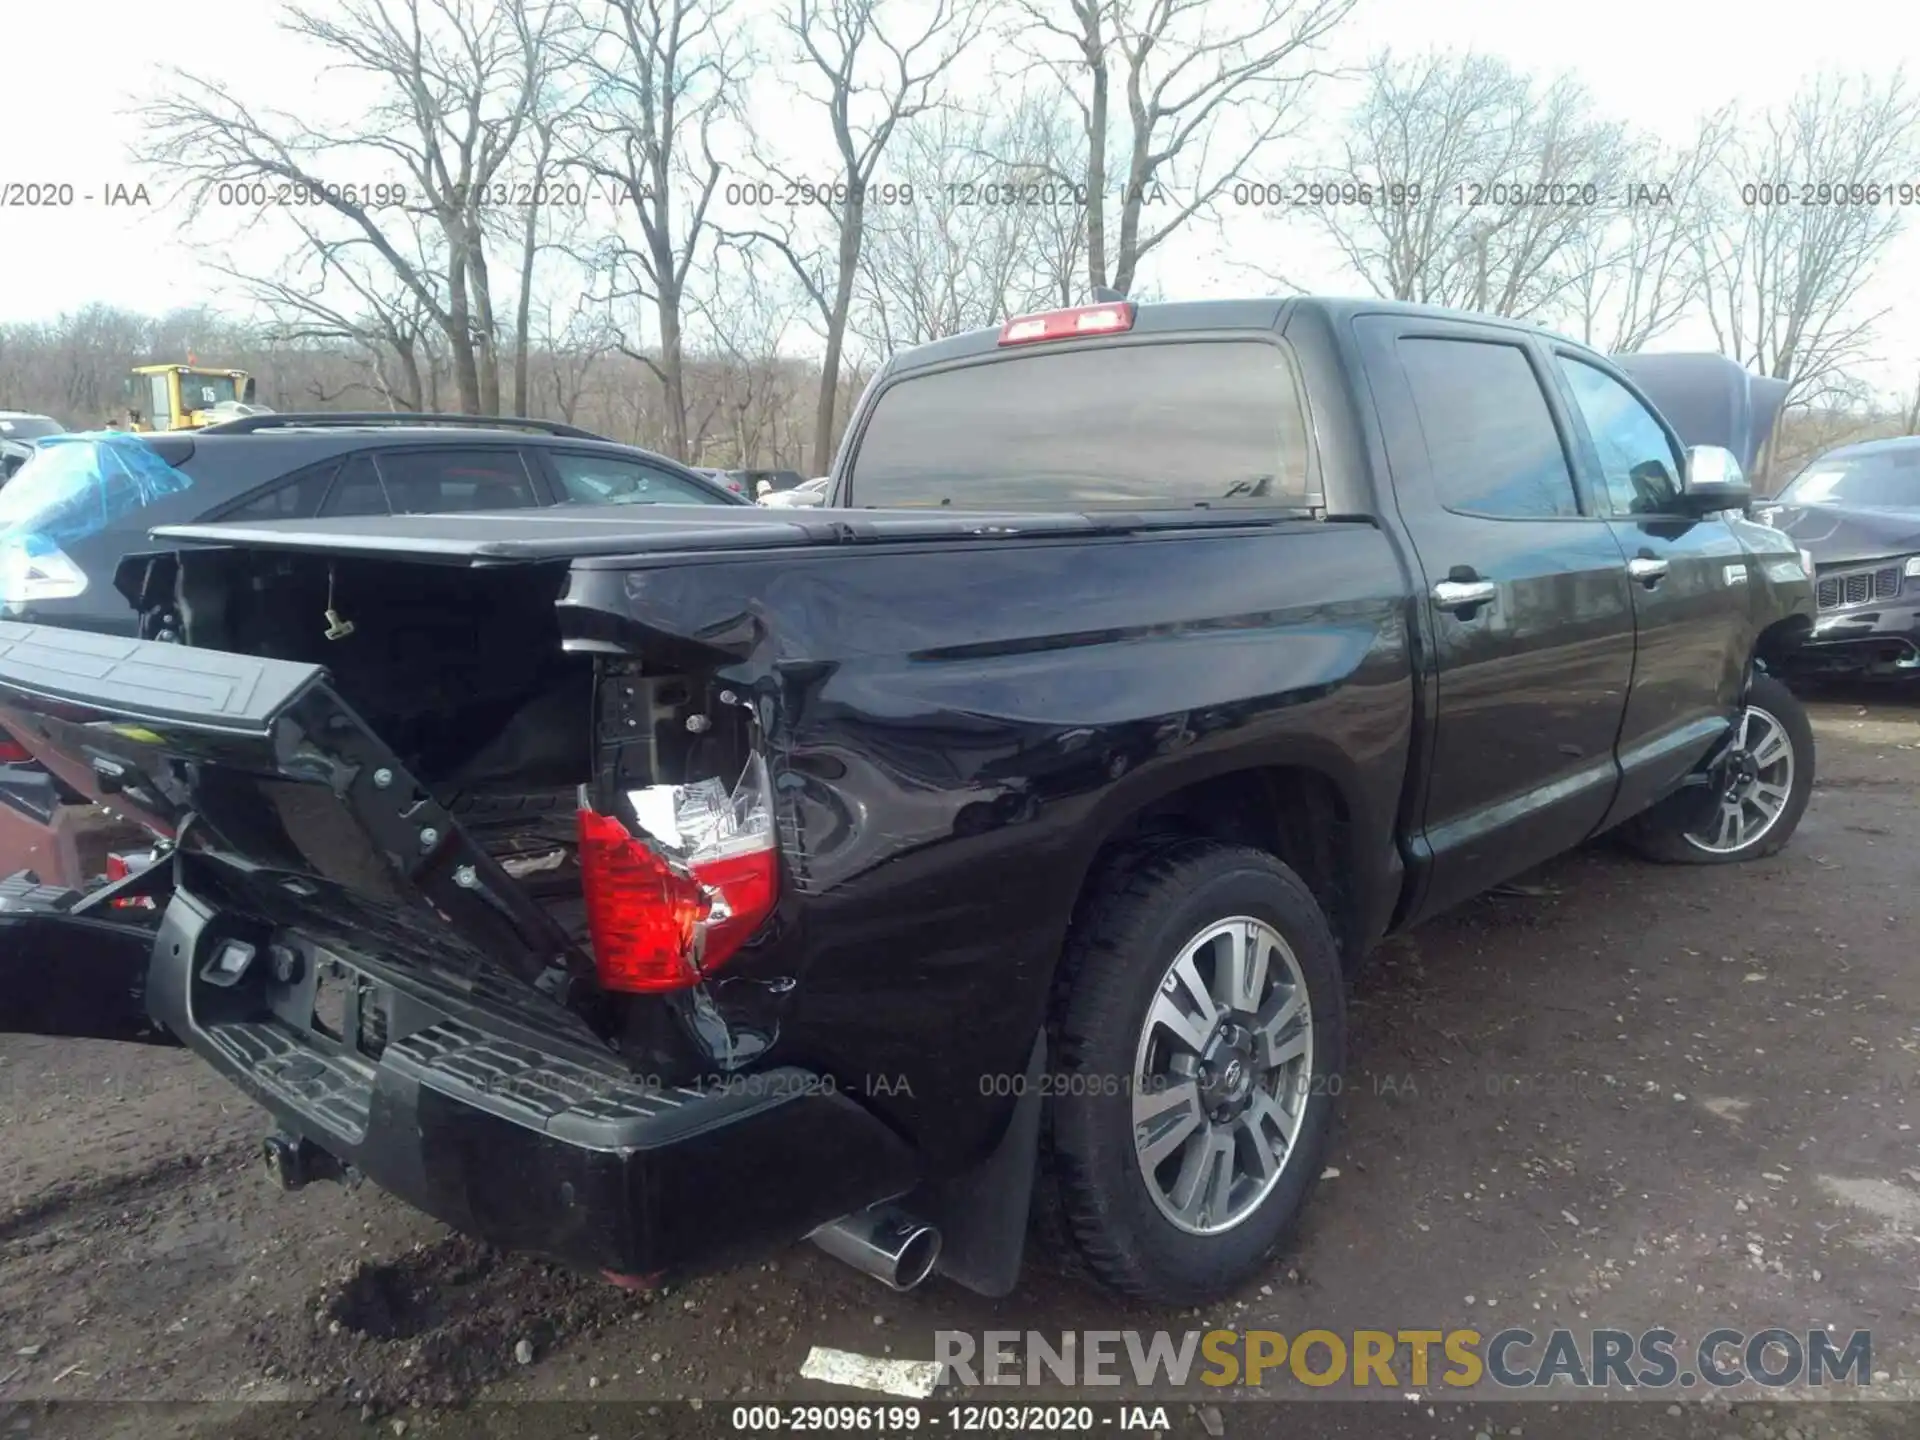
1064;762;1363;969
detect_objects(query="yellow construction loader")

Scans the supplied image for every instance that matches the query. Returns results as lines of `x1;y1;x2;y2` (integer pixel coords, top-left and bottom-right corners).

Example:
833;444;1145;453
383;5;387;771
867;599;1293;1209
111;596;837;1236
120;364;262;431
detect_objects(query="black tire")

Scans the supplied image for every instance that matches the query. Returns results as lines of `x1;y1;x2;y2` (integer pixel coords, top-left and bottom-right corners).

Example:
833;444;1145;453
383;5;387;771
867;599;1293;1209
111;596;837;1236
1624;671;1815;865
1039;838;1345;1303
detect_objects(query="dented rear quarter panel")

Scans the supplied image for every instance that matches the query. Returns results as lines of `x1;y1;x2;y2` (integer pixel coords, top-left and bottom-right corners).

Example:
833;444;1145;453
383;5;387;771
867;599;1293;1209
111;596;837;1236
563;521;1416;1171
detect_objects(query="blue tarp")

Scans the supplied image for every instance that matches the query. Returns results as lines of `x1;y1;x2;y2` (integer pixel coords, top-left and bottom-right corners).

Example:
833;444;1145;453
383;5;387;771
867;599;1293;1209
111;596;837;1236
0;431;194;546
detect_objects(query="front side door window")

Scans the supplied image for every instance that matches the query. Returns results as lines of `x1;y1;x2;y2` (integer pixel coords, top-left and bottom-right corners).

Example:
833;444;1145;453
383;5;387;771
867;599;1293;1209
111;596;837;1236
1554;357;1684;517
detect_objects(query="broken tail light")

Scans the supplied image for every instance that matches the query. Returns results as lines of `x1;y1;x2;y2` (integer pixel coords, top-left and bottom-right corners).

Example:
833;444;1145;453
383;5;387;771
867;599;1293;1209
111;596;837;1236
106;849;159;910
577;754;780;993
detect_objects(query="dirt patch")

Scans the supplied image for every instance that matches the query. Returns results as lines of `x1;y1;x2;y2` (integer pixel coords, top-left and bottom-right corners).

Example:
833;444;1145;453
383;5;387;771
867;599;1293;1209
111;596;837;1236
249;1233;657;1411
0;1145;248;1248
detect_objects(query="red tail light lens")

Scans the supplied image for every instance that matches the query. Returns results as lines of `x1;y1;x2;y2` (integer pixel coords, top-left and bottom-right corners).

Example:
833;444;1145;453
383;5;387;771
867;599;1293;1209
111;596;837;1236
106;849;160;909
0;733;28;764
577;755;780;993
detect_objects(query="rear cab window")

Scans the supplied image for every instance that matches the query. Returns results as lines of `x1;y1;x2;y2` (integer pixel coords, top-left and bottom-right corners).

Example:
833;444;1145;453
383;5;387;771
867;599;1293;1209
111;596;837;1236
845;339;1315;510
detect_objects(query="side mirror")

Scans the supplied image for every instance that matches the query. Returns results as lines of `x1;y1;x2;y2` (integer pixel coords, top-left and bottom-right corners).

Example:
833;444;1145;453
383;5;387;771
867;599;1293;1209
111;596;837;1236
1682;445;1751;512
242;377;257;404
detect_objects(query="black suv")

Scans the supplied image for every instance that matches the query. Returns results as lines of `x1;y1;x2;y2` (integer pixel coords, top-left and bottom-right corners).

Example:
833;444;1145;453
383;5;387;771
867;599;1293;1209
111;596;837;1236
0;413;745;636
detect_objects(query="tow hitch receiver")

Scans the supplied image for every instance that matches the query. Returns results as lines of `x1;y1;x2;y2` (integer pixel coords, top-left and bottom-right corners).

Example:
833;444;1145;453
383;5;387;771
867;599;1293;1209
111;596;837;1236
261;1131;356;1192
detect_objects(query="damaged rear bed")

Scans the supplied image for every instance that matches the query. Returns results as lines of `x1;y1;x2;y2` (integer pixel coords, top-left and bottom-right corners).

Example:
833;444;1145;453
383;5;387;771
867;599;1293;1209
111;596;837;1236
0;505;1092;1279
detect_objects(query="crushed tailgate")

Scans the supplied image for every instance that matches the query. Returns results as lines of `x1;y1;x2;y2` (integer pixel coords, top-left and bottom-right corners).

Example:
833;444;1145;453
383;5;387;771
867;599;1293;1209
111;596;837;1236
0;619;584;997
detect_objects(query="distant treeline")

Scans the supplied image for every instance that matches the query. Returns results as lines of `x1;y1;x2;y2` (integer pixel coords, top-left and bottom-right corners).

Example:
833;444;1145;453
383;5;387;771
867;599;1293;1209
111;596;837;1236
0;304;857;472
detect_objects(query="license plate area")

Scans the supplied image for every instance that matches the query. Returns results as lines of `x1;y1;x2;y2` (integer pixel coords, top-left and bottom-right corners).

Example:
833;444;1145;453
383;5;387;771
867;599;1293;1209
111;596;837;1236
267;947;391;1063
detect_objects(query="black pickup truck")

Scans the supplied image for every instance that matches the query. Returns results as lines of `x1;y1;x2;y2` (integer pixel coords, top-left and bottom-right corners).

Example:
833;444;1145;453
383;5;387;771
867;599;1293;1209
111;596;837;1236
0;298;1816;1305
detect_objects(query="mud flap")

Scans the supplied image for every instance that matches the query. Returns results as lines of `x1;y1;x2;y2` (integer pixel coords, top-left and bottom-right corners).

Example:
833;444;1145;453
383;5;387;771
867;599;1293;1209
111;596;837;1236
0;882;177;1044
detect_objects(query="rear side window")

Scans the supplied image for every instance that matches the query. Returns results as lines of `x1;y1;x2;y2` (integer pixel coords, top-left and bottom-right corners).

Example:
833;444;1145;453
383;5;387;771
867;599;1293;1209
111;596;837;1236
374;448;539;514
847;340;1313;509
319;455;389;517
548;453;727;505
1398;338;1581;520
219;459;341;522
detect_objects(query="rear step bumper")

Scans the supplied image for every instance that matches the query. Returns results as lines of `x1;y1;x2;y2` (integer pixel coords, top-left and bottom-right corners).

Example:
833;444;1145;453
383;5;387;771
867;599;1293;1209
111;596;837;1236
143;889;918;1278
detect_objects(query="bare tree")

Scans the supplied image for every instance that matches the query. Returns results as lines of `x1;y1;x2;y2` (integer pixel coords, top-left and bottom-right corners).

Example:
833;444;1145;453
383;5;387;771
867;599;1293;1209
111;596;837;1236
140;0;566;414
1563;119;1729;352
737;0;985;473
1013;0;1355;298
1695;70;1919;411
1008;91;1096;307
1301;51;1626;320
570;0;745;458
530;301;620;422
218;210;460;410
693;241;814;464
851;97;1079;349
501;1;588;415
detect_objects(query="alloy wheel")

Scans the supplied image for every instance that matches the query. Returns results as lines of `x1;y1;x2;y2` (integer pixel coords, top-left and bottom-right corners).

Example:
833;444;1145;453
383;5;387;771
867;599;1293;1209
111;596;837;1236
1685;704;1796;854
1130;916;1313;1236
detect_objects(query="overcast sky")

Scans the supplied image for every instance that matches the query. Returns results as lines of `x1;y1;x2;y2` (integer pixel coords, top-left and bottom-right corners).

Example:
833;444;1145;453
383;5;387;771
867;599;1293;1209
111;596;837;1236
7;0;1917;391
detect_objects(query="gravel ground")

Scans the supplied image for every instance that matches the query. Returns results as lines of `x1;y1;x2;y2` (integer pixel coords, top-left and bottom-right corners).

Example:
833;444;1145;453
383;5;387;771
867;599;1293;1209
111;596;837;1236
1;684;1916;1439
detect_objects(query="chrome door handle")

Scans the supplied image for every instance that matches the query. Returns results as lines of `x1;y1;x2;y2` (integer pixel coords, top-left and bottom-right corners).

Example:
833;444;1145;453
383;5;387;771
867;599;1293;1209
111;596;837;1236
1627;557;1669;585
1431;579;1498;614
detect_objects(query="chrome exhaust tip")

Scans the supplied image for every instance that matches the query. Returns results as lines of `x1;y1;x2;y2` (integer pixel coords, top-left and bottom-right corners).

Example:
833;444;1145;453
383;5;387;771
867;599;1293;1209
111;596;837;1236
810;1205;942;1291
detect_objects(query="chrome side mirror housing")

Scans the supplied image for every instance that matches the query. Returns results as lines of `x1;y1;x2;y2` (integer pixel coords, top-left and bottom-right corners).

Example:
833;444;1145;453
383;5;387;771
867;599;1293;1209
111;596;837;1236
1682;444;1752;511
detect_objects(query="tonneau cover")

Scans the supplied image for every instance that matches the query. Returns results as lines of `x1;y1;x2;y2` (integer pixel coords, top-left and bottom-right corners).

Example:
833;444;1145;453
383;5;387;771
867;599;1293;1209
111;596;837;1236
149;503;1113;565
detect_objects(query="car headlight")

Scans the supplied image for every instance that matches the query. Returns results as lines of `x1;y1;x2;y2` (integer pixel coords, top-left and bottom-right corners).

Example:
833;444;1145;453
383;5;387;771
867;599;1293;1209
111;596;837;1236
1800;549;1818;578
1904;555;1920;579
